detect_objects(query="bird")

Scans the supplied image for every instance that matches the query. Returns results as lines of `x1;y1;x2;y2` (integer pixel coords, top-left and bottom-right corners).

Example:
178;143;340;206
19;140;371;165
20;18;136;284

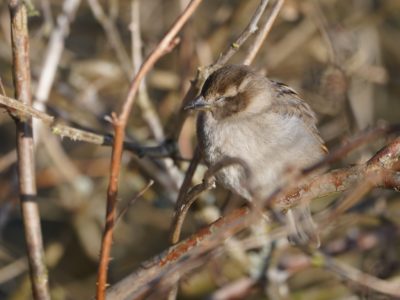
184;64;328;246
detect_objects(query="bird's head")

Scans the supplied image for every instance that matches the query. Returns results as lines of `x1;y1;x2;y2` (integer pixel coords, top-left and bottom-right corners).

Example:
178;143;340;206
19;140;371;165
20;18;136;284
185;65;268;120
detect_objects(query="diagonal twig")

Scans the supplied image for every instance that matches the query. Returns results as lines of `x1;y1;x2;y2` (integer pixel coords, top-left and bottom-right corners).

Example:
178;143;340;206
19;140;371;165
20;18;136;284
0;93;184;158
244;0;286;65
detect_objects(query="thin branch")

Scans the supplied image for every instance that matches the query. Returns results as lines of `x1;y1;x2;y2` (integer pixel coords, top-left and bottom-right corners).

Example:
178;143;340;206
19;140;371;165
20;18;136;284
130;0;164;142
95;1;204;299
116;180;154;224
1;94;54;124
8;1;50;299
315;250;400;298
167;146;201;300
310;0;337;65
169;146;202;244
0;77;7;96
87;0;132;79
0;93;182;158
129;0;183;192
0;150;17;173
213;0;270;69
34;0;81;108
0;257;27;285
120;0;202;124
170;154;251;244
244;0;286;65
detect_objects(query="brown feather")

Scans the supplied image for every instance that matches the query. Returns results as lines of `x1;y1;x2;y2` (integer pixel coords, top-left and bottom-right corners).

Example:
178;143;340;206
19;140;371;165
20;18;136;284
269;80;328;153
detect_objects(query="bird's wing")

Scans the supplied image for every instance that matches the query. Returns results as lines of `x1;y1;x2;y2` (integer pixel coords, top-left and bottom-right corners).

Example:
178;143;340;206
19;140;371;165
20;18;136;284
269;80;328;154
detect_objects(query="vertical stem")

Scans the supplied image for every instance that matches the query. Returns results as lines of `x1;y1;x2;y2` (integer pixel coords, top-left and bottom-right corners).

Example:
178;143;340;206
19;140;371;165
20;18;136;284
96;120;125;300
169;146;201;244
9;1;50;299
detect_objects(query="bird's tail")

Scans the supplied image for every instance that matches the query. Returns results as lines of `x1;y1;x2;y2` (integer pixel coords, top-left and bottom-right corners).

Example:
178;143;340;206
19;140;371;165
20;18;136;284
286;203;320;248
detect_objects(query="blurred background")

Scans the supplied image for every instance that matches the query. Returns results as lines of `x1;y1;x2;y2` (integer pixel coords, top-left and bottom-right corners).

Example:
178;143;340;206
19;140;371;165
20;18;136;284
0;0;399;299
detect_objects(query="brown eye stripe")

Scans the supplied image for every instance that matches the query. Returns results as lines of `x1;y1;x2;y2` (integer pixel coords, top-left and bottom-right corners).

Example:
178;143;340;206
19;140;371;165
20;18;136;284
201;65;253;97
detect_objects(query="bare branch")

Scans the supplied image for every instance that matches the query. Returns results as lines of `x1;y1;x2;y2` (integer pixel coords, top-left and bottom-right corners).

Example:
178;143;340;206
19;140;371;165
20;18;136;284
129;0;183;192
130;0;164;141
213;0;270;69
8;1;50;299
314;250;400;298
87;0;132;79
170;153;252;246
244;0;286;65
0;93;181;158
116;180;154;224
34;0;81;107
170;147;202;244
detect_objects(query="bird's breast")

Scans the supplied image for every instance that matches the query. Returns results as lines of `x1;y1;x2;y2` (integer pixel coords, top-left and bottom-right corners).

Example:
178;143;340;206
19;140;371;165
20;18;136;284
196;111;324;198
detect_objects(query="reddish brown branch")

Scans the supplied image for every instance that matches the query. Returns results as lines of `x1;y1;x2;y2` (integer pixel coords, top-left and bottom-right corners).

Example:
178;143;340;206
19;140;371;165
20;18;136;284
96;118;124;300
95;1;204;299
282;136;400;209
107;207;250;300
8;1;50;299
170;154;252;245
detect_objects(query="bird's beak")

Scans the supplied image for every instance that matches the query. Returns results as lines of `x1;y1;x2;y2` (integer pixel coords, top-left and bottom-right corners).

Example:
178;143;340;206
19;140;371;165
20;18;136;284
184;95;212;111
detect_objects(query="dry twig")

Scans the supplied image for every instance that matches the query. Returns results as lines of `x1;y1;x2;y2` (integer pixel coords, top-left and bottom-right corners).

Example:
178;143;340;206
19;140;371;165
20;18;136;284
87;0;132;79
8;1;50;299
129;0;183;191
0;93;181;158
244;0;286;65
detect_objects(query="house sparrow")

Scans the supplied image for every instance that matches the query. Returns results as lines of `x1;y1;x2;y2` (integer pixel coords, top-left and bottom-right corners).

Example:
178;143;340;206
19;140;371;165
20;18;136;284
185;64;328;245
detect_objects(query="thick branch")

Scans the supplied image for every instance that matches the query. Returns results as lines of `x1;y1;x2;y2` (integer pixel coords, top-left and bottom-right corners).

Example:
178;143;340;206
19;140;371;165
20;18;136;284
9;1;50;299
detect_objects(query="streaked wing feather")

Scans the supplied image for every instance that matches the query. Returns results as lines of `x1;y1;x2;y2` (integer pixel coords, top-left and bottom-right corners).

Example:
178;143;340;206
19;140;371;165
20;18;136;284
269;81;328;153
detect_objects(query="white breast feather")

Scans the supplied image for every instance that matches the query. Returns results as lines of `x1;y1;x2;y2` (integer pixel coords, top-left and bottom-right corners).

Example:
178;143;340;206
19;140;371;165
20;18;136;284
199;111;323;199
